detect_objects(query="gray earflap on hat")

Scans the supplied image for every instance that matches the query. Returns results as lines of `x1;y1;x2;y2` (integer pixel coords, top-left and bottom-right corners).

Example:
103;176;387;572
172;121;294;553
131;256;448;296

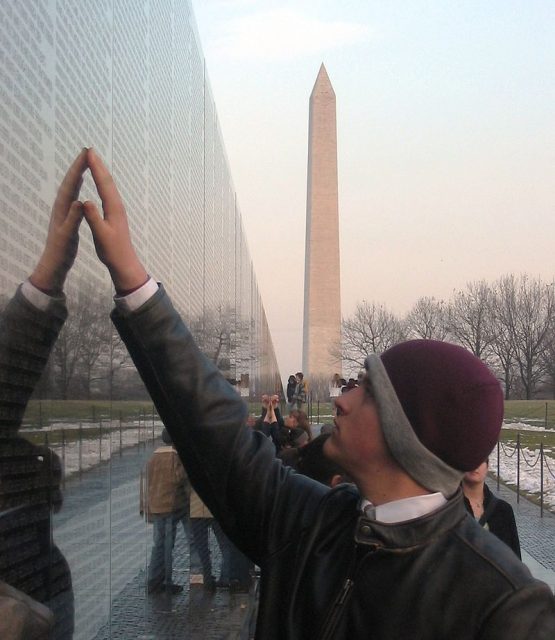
161;428;172;445
365;340;504;497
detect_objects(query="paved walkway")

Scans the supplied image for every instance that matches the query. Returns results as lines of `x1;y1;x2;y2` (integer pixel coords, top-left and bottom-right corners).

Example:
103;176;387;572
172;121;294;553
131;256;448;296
488;477;555;592
52;440;555;640
53;441;255;640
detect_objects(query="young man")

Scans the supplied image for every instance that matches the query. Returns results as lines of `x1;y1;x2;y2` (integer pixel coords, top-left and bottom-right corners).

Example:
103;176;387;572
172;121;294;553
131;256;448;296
82;148;555;639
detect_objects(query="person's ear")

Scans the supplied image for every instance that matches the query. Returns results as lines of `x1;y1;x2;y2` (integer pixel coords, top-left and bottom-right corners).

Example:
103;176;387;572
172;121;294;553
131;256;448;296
330;474;344;488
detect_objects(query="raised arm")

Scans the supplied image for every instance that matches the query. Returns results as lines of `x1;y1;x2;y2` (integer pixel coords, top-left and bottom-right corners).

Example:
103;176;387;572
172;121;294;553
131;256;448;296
1;149;88;432
82;148;148;293
30;149;88;294
82;149;329;564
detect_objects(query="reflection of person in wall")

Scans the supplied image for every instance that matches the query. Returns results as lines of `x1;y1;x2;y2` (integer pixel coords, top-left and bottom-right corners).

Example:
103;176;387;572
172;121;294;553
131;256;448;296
462;459;521;559
80;148;555;639
141;428;191;594
0;150;89;639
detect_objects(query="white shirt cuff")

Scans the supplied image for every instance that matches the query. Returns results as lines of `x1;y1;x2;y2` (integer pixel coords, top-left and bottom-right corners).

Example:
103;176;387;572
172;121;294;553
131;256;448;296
21;280;64;311
114;277;159;312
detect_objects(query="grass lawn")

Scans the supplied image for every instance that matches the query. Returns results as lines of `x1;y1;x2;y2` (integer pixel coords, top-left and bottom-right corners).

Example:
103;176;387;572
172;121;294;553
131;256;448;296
23;399;158;427
499;428;555;462
504;400;555;428
21;398;555;450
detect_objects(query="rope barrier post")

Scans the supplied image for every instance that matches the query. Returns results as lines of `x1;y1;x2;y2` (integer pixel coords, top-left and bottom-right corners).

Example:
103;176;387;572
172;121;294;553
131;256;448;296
516;433;520;504
496;441;500;491
545;402;548;430
61;429;66;490
44;432;51;513
317;400;320;424
79;422;83;478
540;442;544;518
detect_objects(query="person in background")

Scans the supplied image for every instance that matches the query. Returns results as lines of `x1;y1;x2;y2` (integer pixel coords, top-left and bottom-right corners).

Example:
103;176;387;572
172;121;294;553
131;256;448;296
141;428;192;594
188;488;217;590
285;409;312;446
189;487;253;593
342;378;358;394
462;459;521;559
286;375;297;412
292;372;307;410
330;373;342;401
281;433;348;488
264;396;311;453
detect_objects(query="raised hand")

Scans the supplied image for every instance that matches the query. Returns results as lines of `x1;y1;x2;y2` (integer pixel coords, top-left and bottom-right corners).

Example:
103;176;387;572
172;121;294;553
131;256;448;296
29;149;88;294
83;148;148;293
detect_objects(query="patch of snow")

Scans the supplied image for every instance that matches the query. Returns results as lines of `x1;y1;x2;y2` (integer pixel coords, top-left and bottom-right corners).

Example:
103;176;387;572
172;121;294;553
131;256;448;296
491;443;555;511
21;420;165;478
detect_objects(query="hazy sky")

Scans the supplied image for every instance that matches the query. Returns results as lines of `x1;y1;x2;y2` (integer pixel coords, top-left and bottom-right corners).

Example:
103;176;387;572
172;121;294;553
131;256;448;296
193;0;555;382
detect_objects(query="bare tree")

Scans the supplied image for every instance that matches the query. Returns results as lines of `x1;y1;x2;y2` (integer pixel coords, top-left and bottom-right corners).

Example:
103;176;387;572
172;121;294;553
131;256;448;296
405;296;449;340
339;301;406;375
447;281;495;360
492;274;555;399
191;305;237;373
51;289;114;399
52;304;86;399
78;299;112;399
540;326;555;399
488;308;516;401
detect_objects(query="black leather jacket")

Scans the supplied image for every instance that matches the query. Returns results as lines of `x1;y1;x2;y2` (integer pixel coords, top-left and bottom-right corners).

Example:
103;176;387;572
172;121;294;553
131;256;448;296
113;287;555;639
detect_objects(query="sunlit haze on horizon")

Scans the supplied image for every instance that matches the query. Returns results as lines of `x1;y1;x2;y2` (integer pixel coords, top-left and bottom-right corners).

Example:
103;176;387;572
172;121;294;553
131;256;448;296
193;0;555;383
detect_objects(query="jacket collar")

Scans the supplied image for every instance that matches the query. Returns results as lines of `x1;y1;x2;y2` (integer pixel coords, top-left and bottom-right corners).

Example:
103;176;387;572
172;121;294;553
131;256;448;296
354;487;467;549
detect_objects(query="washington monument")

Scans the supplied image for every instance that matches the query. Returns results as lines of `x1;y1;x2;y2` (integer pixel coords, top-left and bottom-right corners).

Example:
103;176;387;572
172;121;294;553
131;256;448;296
302;64;341;380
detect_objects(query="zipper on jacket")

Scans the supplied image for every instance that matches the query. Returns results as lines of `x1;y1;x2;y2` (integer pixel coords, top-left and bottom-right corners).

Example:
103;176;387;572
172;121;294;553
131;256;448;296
319;577;354;640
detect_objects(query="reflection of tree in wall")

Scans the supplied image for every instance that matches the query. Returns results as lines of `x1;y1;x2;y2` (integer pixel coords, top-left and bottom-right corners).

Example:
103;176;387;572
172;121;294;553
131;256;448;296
51;290;107;399
191;305;236;373
189;306;272;397
36;288;146;401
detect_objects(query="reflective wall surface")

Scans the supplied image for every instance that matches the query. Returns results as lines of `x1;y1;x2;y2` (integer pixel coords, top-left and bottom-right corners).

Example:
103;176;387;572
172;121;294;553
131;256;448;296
0;1;280;637
0;0;280;394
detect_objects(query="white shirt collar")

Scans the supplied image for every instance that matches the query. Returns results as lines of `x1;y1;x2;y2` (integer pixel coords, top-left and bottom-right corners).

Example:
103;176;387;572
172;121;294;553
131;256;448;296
360;493;447;524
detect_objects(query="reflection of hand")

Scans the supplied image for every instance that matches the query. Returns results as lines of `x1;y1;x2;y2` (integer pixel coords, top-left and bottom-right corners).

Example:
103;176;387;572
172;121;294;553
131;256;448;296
29;149;88;293
261;394;269;409
83;149;148;293
270;395;279;408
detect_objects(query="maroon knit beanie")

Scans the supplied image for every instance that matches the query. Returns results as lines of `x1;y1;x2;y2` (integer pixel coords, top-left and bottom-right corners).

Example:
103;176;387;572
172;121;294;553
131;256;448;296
380;340;503;472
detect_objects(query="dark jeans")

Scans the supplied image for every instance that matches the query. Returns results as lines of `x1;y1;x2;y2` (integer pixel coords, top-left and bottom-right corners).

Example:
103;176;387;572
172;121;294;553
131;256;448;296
148;510;194;587
213;520;253;585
